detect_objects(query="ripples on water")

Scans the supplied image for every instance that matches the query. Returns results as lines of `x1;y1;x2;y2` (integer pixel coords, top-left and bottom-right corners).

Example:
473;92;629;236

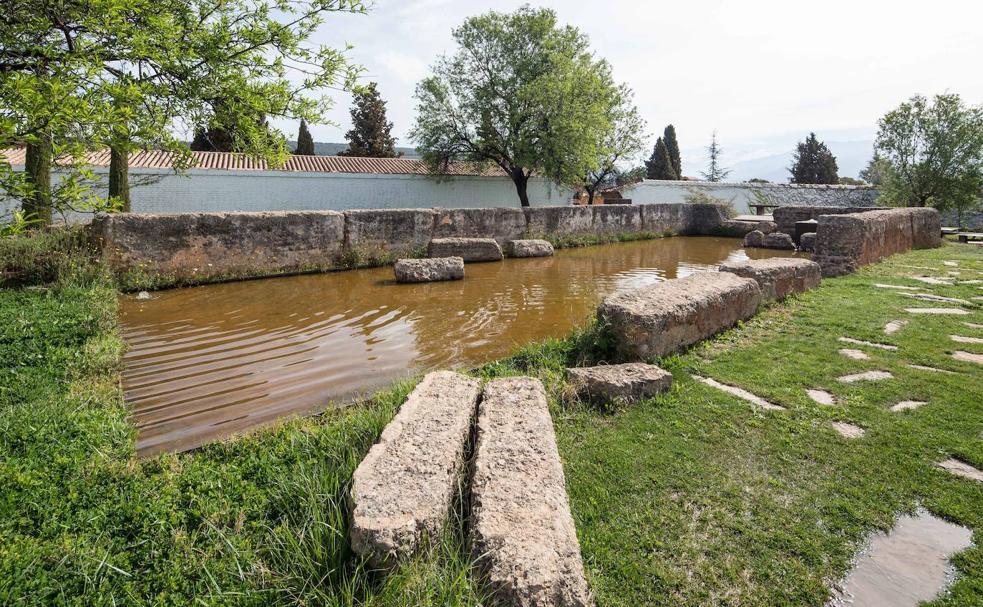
120;236;797;455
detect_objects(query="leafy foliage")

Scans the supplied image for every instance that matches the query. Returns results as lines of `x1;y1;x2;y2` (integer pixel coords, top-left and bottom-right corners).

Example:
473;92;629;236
700;131;730;182
663;124;682;178
295;119;316;155
859;151;890;186
789;132;839;184
338;82;401;158
875;94;983;215
410;7;620;206
0;0;365;222
645;137;678;180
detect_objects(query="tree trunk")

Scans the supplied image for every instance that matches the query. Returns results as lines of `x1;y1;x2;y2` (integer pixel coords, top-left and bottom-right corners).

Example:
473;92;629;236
585;186;596;206
23;140;52;227
511;168;530;208
109;146;131;212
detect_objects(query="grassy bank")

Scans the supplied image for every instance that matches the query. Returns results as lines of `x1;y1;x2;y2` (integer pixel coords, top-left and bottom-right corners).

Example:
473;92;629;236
2;232;980;605
478;243;982;606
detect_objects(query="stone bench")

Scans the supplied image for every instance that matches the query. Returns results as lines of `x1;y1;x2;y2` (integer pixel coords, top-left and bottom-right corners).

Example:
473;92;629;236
719;258;821;301
393;257;464;283
471;377;593;607
350;371;481;566
598;272;762;360
506;239;555;258
428;237;503;262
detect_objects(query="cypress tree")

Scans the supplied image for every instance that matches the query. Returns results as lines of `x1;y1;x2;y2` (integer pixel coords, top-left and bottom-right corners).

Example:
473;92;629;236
338;82;400;158
295;119;315;155
789;132;839;184
646;138;678;180
663;124;681;178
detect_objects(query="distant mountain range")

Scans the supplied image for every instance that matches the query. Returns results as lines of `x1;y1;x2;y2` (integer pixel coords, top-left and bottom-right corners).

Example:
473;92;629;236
287;141;421;158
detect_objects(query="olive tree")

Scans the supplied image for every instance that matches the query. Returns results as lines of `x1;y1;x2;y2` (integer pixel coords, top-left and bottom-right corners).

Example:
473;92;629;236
1;0;363;223
410;6;616;207
875;94;983;218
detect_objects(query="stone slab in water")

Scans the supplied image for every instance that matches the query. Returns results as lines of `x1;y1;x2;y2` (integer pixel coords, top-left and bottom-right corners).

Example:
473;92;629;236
827;510;973;607
567;363;672;404
719;257;821;301
428;237;504;262
470;377;594;607
506;239;555;258
350;371;481;566
598;272;761;360
393;257;465;283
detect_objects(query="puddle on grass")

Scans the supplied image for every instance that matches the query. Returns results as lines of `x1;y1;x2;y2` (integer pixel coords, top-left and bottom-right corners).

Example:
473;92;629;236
827;509;973;607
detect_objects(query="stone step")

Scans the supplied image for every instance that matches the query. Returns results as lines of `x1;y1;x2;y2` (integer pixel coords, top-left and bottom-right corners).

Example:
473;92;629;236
350;371;481;566
470;377;594;607
719;257;821;301
428;237;503;262
598;272;761;360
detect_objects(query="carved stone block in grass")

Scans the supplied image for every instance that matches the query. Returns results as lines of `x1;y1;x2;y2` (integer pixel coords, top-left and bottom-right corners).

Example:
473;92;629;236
567;363;672;406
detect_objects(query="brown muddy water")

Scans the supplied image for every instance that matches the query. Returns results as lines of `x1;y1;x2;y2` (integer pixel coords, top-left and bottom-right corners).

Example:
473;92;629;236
121;236;798;456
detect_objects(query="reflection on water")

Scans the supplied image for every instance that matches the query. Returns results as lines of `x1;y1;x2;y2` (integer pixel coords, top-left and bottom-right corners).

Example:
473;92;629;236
120;236;798;455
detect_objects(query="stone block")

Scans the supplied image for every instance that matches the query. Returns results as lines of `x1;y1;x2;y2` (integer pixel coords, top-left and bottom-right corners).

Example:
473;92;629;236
89;211;345;281
756;220;778;234
350;371;481;566
428;237;503;262
567;363;672;404
432;207;527;243
684;203;730;235
471;377;594;607
813;208;942;277
761;232;796;250
719;257;821;301
524;206;593;237
506;239;555;258
743;230;765;248
773;205;885;236
343;208;437;258
598;272;762;360
591;204;642;234
800;232;816;252
393;257;464;283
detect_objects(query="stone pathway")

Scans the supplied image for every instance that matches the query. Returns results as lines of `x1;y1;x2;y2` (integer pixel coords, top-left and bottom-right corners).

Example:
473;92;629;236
890;400;927;412
839;337;898;351
873;283;921;291
907;276;955;285
902;293;971;305
693;376;785;410
937;458;983;482
831;421;865;439
952;351;983;365
826;510;973;607
839;348;870;361
951;334;983;345
907;364;957;375
884;320;909;335
905;307;969;315
963;322;983;329
807;389;837;405
838;371;893;383
943;261;959;267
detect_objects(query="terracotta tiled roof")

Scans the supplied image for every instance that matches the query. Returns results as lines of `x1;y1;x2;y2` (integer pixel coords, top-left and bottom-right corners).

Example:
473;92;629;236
0;147;506;177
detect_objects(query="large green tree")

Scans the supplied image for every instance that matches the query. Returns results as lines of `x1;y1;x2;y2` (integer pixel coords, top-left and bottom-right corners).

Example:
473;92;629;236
294;119;316;155
875;94;983;217
410;6;616;207
1;0;363;222
663;124;682;178
859;151;890;186
338;82;400;158
789;132;839;184
645;137;678;180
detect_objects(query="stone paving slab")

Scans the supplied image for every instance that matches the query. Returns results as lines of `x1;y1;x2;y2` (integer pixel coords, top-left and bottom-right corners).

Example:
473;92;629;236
598;272;761;360
908;364;958;375
839;348;870;360
470;377;594;607
884;320;909;335
350;371;481;566
891;400;927;412
807;389;837;406
873;283;922;291
952;351;983;365
937;458;983;482
838;371;893;383
951;335;983;345
902;293;972;305
718;257;821;301
694;376;785;410
838;337;898;351
832;421;865;439
567;363;672;404
905;308;969;315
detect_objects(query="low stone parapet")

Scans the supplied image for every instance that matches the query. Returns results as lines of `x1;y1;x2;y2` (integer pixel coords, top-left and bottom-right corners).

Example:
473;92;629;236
350;371;481;566
471;377;594;607
773;205;885;238
344;208;437;259
393;257;464;283
506;239;555;258
598;272;762;360
433;207;527;243
719;258;821;301
813;208;942;277
567;363;672;404
428;237;504;262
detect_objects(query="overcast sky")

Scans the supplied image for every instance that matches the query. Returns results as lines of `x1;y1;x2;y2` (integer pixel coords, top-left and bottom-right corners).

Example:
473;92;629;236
271;0;983;177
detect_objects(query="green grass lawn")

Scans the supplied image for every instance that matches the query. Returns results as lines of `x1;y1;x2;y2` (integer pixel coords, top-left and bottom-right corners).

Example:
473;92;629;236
1;237;981;605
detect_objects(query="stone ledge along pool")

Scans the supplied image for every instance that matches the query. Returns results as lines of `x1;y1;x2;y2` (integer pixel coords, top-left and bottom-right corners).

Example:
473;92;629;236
121;236;799;456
